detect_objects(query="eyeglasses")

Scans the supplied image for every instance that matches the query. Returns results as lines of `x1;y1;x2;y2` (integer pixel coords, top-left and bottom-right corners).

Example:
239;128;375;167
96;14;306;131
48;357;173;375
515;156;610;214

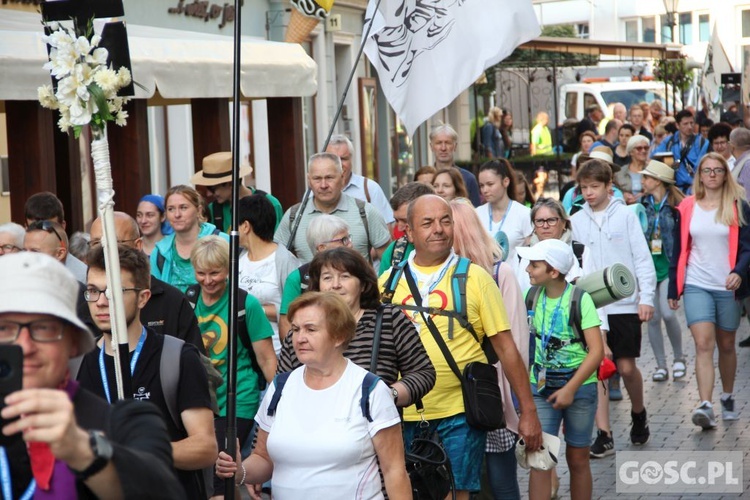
701;168;727;176
323;234;351;246
27;220;64;246
87;238;139;248
84;286;143;302
533;217;560;228
206;182;231;194
633;146;650;152
0;244;21;254
0;319;65;343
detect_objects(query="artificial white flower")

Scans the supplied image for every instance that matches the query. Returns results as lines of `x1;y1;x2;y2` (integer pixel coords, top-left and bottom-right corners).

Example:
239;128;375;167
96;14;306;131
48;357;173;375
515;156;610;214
86;47;108;67
58;114;72;133
56;71;90;107
69;98;93;126
90;34;101;47
42;28;73;49
116;67;131;87
73;36;92;58
108;97;124;113
115;109;128;127
93;68;118;95
37;85;59;110
44;47;77;78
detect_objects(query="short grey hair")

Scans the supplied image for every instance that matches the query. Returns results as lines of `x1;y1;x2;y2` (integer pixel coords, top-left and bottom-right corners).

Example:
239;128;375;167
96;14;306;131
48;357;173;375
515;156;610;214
308;152;343;174
429;124;458;143
328;134;354;156
730;127;750;151
0;222;25;248
306;215;351;253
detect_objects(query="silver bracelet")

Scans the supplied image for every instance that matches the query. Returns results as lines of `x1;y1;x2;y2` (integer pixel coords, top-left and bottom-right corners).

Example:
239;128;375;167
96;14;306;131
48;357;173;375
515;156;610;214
236;463;247;486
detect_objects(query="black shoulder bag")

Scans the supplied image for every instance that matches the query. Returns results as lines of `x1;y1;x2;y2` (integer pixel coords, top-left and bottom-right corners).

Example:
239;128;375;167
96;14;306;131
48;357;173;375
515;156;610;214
403;266;505;431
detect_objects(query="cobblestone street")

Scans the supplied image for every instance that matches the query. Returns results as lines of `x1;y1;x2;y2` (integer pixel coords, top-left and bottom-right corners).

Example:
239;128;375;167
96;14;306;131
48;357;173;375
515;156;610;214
518;310;750;499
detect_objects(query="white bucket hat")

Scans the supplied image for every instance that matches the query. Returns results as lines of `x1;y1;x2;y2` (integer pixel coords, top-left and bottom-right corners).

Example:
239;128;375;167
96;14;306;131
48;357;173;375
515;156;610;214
640;160;676;185
0;252;94;354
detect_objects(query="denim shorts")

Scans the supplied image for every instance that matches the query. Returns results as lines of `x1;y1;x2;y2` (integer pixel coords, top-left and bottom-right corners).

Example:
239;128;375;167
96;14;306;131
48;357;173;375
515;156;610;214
531;381;598;448
403;413;486;492
683;284;741;332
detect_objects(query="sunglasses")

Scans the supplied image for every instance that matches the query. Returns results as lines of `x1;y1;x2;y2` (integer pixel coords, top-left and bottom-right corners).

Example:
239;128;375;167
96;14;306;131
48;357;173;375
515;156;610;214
27;220;66;248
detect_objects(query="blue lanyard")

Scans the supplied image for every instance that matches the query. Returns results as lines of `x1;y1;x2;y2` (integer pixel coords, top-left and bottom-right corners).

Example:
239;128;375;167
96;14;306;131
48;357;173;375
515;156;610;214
489;200;513;233
99;327;147;403
0;447;35;500
539;284;569;354
651;195;665;236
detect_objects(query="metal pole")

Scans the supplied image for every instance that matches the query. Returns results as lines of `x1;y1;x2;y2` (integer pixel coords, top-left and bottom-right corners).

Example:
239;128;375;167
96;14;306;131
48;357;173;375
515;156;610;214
552;61;560;160
225;0;242;495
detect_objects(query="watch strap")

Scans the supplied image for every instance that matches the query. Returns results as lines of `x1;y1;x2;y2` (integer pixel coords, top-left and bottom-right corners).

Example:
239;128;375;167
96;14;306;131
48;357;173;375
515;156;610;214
71;431;112;481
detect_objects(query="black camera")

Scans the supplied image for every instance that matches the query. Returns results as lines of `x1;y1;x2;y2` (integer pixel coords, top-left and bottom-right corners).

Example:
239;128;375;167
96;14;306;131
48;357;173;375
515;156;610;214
0;345;22;446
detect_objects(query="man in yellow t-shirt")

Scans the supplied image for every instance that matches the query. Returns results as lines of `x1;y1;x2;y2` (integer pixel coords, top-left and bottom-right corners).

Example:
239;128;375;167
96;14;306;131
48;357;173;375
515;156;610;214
379;195;541;500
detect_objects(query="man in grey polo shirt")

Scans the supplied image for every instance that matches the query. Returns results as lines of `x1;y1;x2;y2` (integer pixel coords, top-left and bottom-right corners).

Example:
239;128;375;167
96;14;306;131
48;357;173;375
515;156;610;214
274;152;391;263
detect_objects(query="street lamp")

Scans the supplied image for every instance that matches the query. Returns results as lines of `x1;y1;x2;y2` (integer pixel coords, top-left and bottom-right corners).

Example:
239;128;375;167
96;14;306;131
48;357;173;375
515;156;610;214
663;0;679;43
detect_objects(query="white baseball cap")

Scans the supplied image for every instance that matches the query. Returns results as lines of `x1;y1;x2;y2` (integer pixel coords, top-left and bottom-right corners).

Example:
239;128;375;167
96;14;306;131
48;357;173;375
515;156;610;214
0;252;94;354
517;239;575;275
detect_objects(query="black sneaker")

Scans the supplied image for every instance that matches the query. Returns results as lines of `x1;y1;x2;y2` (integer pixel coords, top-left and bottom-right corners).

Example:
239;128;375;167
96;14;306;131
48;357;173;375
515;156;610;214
590;429;615;458
740;336;750;348
630;409;650;445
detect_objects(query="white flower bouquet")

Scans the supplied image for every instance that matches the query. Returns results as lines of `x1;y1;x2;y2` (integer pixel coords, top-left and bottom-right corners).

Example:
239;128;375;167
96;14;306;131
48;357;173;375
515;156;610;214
38;20;131;138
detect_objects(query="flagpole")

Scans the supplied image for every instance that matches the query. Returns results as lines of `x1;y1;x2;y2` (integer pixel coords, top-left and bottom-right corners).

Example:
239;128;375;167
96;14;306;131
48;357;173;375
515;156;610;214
225;0;242;496
287;0;384;244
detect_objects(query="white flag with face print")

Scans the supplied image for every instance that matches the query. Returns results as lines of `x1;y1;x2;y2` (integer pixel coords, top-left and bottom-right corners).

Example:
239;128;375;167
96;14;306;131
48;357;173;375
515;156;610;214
363;0;540;135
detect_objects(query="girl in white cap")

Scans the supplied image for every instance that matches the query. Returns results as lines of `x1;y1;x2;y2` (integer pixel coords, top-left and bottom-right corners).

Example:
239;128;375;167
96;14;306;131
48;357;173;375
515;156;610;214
640;160;686;383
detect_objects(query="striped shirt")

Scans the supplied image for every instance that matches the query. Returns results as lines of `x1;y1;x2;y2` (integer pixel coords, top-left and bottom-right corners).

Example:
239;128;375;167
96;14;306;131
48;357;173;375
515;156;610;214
278;304;436;406
273;193;391;263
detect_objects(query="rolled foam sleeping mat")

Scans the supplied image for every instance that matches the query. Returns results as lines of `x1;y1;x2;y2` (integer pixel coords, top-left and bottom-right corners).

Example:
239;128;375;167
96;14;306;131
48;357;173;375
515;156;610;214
629;202;648;233
576;263;636;309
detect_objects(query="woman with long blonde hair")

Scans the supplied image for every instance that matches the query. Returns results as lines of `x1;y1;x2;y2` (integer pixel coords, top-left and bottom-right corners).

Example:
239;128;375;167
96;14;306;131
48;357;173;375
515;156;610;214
450;197;528;499
668;152;750;429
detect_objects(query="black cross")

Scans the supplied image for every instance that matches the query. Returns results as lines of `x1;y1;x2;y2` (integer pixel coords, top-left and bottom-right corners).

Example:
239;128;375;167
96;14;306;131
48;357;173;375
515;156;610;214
41;0;134;96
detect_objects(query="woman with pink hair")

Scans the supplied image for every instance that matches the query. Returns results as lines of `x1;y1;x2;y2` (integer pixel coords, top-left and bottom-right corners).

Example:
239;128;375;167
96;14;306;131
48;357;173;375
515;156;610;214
450;197;529;499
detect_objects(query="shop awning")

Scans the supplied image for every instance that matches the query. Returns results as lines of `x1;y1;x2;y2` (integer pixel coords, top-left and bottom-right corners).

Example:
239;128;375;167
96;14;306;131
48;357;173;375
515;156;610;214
519;36;683;61
0;9;318;101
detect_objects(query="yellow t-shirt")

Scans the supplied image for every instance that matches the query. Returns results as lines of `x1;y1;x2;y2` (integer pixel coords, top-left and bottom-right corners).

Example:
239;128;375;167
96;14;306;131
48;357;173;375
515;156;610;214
379;259;511;421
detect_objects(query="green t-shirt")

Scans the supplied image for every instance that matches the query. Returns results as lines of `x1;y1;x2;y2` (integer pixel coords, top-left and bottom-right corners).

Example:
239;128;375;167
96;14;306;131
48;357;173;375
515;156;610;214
377;238;415;276
208;190;284;233
653;252;669;283
169;244;198;293
280;268;303;315
527;286;601;386
195;290;274;419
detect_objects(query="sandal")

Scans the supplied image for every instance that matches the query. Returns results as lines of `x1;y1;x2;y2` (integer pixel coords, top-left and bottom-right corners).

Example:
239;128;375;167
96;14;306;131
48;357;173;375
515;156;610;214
673;361;687;379
652;368;668;382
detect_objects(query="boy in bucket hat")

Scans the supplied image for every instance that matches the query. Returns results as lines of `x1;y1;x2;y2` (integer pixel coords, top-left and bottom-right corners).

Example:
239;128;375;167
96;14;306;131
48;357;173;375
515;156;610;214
0;252;183;498
191;152;283;231
517;239;603;500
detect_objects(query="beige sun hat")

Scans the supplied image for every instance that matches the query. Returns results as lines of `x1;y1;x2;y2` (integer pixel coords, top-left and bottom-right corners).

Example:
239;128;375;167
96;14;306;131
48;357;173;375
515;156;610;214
587;145;620;171
0;252;95;354
640;160;675;185
191;152;253;186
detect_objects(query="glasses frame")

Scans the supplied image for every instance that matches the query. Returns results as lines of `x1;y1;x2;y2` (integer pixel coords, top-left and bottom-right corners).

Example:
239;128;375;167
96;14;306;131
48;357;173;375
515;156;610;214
532;217;561;228
700;167;727;176
0;244;21;253
323;234;352;246
0;319;65;343
84;286;144;302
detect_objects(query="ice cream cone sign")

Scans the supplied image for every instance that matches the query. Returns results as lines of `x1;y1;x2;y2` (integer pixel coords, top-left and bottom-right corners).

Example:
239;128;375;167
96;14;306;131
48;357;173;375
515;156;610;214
285;0;334;43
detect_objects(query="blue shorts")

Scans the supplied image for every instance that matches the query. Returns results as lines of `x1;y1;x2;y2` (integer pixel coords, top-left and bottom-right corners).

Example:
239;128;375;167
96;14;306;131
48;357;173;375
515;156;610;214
403;413;486;492
683;284;741;332
532;382;598;448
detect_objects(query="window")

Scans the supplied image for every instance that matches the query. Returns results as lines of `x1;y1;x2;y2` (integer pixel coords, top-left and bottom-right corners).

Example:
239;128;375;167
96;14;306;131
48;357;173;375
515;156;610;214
625;20;638;42
699;14;710;42
643;16;656;43
583;93;598;111
743;9;750;38
679;12;692;44
565;92;578;120
576;23;589;39
660;14;673;43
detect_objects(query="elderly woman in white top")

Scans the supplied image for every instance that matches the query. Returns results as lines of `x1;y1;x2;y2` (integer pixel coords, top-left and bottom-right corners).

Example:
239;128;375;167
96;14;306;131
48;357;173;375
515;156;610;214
216;292;410;499
615;135;651;204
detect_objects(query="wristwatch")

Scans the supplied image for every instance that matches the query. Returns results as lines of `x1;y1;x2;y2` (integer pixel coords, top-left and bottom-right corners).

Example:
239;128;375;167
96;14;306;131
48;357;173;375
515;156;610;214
391;387;399;404
72;431;113;481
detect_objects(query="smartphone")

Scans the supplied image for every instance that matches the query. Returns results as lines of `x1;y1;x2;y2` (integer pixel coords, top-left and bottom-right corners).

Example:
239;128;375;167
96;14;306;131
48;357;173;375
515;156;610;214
0;345;22;446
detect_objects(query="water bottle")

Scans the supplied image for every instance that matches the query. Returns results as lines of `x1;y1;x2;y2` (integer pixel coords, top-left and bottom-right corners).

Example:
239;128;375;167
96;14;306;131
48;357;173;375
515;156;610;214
527;310;536;366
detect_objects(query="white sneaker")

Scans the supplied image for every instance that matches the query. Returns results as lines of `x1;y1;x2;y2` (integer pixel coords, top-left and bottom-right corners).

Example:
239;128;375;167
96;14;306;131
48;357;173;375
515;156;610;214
692;403;717;429
721;397;739;421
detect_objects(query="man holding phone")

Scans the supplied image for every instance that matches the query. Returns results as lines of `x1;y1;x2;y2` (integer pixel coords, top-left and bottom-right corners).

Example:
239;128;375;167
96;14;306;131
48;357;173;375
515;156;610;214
0;252;183;498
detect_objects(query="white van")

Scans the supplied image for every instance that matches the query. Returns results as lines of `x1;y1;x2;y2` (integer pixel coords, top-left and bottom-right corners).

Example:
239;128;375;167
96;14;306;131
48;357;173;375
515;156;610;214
558;81;681;123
